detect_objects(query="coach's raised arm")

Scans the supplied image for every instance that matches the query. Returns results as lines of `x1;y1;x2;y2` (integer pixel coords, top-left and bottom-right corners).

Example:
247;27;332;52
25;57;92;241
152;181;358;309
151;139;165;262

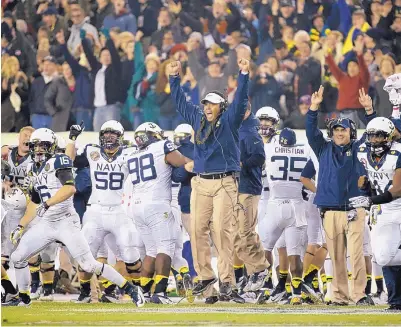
165;59;250;302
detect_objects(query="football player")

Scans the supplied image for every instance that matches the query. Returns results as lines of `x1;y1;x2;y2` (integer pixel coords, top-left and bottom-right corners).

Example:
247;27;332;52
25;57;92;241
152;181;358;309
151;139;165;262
66;120;143;303
259;128;312;305
1;126;34;303
5;128;144;307
351;117;401;311
124;122;192;304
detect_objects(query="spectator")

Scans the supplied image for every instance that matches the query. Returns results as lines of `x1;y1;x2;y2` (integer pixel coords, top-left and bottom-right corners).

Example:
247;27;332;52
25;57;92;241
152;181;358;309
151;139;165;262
366;0;384;28
44;62;74;132
226;74;237;104
158;30;176;61
294;41;322;104
241;5;259;52
156;59;183;130
363;49;380;86
68;4;99;55
41;7;68;47
181;66;199;105
1;56;30;132
387;14;401;64
374;55;396;117
310;14;331;44
130;0;159;42
91;0;114;30
57;31;94;131
118;31;136;103
326;37;370;127
249;58;282;116
82;29;122;131
28;56;59;129
342;9;370;55
150;8;177;49
103;0;137;34
283;94;310;129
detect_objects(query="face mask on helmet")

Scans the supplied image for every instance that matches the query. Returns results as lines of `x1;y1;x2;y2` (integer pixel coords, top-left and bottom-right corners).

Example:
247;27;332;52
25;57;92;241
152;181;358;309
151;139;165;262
366;131;392;156
259;117;278;137
100;130;122;150
29;141;55;163
135;131;160;149
174;133;191;146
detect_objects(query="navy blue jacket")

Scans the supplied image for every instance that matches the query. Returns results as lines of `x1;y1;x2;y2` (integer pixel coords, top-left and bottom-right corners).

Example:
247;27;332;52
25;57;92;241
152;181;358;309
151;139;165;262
28;76;52;115
172;138;195;214
306;110;376;209
239;113;265;195
169;73;249;174
60;44;93;109
73;167;92;221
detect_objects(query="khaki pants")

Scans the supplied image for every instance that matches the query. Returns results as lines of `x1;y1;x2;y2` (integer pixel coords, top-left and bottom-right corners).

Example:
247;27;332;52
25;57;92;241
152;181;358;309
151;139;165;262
234;194;269;275
323;208;366;303
190;175;238;284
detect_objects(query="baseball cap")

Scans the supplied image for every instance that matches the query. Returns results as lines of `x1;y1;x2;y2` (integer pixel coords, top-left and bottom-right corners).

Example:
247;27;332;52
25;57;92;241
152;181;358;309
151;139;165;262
279;128;296;146
332;118;352;129
299;95;311;106
201;92;226;105
281;0;293;7
43;55;57;64
42;7;58;16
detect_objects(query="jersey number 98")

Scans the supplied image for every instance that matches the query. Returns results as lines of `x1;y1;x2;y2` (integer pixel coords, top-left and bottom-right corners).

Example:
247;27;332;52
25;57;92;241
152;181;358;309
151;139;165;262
127;154;157;185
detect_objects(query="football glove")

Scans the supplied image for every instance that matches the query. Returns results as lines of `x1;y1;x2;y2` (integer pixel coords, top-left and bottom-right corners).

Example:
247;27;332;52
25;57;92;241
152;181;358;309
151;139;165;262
10;225;24;245
36;202;50;217
349;196;372;209
69;121;85;141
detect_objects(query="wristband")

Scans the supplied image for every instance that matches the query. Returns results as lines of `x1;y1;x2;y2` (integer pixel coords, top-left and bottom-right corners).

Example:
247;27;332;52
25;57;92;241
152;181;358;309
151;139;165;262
43;201;50;209
371;191;393;205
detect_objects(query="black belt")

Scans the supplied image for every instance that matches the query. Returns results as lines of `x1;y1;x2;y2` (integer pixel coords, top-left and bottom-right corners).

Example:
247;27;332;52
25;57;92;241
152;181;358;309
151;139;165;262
199;172;234;180
263;187;270;192
320;206;353;212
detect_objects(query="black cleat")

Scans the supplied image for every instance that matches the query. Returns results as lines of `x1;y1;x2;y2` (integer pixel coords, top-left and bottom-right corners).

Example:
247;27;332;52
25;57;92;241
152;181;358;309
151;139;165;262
356;295;375;306
74;289;91;303
100;289;120;303
192;278;217;296
386;304;401;311
3;297;31;307
205;296;219;304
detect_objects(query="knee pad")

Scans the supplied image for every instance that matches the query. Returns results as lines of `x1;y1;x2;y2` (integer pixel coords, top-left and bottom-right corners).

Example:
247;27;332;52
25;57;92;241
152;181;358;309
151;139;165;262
125;259;142;274
28;256;42;272
40;261;55;273
14;260;28;270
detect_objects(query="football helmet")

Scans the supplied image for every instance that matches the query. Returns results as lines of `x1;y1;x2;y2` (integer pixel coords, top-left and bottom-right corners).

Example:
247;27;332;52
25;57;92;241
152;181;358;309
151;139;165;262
4;187;27;210
173;124;192;146
55;134;67;153
255;106;280;137
99;120;124;150
366;117;395;155
134;122;164;149
383;73;401;106
29;128;57;163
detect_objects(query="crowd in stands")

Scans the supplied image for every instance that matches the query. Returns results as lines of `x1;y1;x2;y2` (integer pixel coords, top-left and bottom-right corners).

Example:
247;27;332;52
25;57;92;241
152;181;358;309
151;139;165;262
1;0;401;132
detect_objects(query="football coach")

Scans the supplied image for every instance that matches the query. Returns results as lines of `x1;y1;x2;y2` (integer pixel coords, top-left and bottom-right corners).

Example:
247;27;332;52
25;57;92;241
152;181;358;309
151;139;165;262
166;59;250;303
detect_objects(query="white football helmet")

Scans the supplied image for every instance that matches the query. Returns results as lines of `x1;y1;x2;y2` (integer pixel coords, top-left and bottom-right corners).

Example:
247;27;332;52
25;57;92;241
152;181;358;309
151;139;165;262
366;117;395;155
174;124;192;145
4;187;27;210
99;120;124;149
255;106;280;137
134;122;164;148
383;73;401;106
55;134;67;153
29;128;57;163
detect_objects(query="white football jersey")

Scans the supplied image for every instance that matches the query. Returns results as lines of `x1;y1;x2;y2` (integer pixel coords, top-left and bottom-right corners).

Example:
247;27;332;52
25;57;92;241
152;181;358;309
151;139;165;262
27;154;74;221
260;169;269;201
357;142;401;212
123;139;176;203
7;147;32;186
172;182;180;206
265;143;311;200
80;144;133;206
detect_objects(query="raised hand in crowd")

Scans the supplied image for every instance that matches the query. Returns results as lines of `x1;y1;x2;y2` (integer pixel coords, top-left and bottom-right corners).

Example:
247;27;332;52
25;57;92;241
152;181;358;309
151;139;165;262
166;61;182;76
238;58;250;74
310;85;324;111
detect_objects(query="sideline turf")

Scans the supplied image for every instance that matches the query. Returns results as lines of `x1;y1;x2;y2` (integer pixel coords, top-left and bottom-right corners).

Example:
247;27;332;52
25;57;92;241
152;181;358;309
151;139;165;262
2;303;401;326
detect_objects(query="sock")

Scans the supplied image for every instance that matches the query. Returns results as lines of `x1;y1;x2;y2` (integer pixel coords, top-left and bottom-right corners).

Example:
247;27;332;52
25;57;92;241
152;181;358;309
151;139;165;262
140;277;154;293
154;275;169;294
1;277;17;295
326;275;333;283
19;291;31;303
365;275;372;295
14;265;31;293
312;277;320;292
30;271;40;285
43;282;53;294
285;282;291;294
303;264;319;284
80;279;91;293
375;276;384;293
179;266;190;278
234;264;245;284
321;273;327;293
291;277;302;295
279;270;289;289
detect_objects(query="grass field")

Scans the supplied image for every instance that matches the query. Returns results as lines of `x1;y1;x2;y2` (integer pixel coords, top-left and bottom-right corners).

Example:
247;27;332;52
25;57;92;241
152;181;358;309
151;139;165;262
2;302;401;326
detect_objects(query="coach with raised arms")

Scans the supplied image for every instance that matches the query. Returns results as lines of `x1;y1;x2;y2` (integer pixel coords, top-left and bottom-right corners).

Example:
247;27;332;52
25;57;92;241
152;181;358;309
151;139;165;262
166;59;250;303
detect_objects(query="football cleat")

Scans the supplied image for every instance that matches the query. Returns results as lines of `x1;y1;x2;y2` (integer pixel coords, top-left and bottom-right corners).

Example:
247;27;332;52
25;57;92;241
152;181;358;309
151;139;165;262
237;276;249;293
371;291;388;305
124;283;145;307
74;289;91;303
182;273;194;303
3;297;31;307
150;292;174;304
290;295;302;305
356;295;375;306
278;292;292;305
143;291;152;303
192;278;217;296
176;275;185;297
100;290;120;303
249;269;269;292
270;284;286;303
2;292;18;304
30;282;42;300
205;296;219;304
302;282;323;303
40;287;54;302
386;304;401;311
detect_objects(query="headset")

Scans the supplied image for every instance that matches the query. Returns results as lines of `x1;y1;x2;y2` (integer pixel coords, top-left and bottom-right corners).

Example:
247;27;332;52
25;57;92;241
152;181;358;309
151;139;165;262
209;90;229;113
326;118;357;140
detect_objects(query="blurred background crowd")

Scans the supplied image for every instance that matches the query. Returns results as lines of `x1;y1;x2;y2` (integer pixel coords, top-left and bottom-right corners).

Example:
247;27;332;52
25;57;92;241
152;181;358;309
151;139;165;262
1;0;401;132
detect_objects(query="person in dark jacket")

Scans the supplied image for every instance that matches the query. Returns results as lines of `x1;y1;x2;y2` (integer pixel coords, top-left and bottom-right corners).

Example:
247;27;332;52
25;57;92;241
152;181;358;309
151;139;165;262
171;124;196;279
103;0;137;34
74;167;92;223
130;0;160;39
82;28;122;131
91;0;114;30
234;105;270;292
44;62;74;132
57;30;93;130
306;85;376;306
167;58;249;303
28;55;59;128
